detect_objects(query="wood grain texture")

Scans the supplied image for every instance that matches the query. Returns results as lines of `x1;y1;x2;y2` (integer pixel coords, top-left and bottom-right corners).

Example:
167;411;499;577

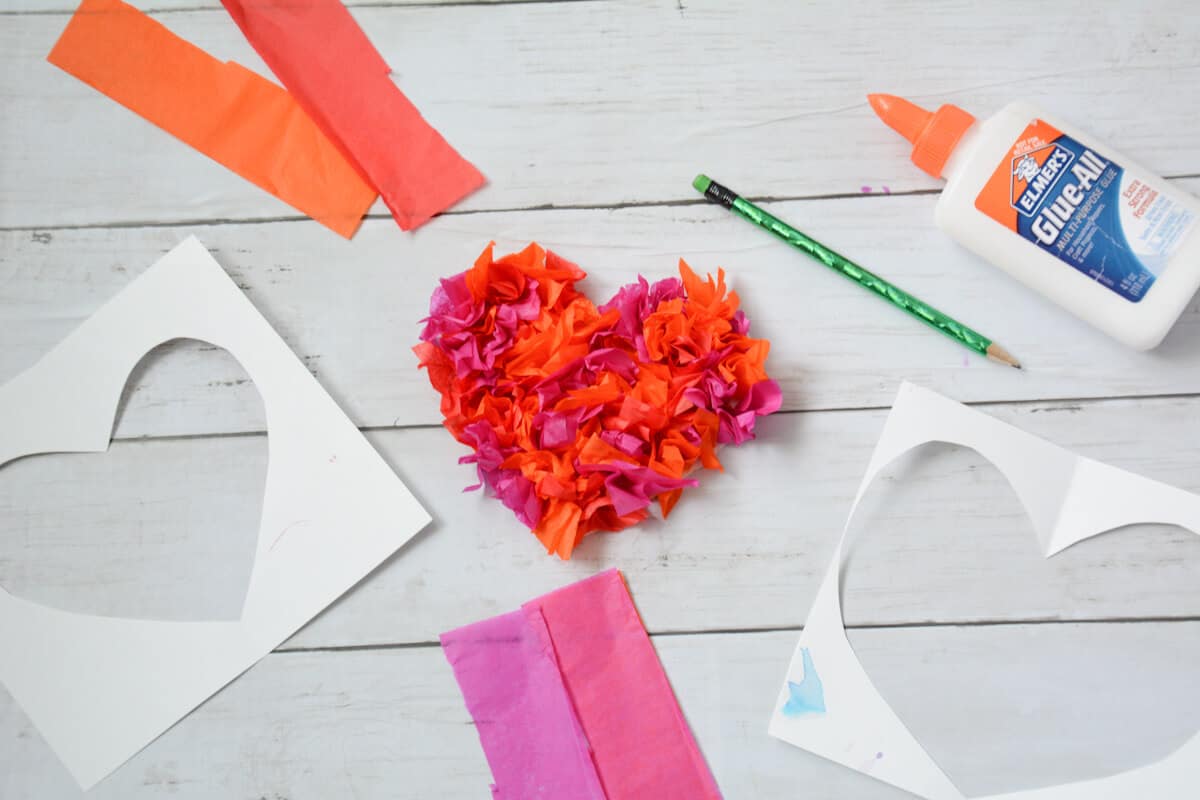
3;1;1199;228
5;1;1200;796
3;624;1199;799
5;186;1200;442
0;423;263;623
4;396;1198;651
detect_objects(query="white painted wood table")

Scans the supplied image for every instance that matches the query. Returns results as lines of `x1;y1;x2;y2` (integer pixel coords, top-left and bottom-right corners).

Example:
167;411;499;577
3;1;1200;797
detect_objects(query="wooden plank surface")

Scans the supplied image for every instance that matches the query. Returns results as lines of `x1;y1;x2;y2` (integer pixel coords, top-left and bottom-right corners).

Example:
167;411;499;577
3;396;1198;651
6;187;1200;442
3;2;1199;228
4;624;1200;799
4;0;1200;797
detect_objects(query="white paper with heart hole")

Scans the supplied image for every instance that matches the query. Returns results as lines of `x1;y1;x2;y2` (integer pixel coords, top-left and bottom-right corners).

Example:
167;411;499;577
769;381;1200;799
0;236;431;790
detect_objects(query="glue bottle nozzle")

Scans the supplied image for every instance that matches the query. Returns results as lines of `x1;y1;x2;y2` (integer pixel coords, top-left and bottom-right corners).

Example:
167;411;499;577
867;93;976;179
867;94;931;144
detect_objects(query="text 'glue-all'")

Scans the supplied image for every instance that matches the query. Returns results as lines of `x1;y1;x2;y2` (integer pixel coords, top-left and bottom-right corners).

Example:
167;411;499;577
870;94;1200;350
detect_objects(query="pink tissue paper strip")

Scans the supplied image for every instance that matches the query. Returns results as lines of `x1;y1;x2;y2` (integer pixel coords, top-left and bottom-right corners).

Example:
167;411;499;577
440;607;605;800
442;569;722;799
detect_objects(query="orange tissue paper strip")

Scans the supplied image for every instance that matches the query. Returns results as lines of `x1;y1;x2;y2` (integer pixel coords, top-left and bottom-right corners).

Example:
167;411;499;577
47;0;377;239
221;0;486;231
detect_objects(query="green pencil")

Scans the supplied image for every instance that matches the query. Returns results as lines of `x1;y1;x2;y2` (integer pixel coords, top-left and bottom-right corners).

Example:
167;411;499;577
693;175;1021;369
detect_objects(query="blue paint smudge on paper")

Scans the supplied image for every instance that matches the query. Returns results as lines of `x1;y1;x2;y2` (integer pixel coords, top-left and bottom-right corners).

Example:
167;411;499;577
782;647;826;716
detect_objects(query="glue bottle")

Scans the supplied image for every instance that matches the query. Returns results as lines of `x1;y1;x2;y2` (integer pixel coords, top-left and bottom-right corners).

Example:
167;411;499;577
868;94;1200;350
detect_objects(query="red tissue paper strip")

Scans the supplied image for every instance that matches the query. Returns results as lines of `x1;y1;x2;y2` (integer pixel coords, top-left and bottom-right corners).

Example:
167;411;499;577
442;569;723;800
221;0;486;230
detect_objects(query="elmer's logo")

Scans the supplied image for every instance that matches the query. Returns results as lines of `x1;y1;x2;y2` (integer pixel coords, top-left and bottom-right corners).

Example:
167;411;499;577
1011;143;1074;217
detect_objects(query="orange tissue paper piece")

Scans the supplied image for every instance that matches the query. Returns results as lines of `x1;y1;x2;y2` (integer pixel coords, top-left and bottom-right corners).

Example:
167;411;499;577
220;0;486;231
416;243;783;559
47;0;377;238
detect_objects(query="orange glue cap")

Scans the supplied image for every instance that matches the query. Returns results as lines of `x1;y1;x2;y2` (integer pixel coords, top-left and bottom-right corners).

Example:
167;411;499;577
868;94;975;179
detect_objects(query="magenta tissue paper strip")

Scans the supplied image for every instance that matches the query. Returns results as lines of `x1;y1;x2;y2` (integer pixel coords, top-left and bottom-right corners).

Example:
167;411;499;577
440;607;605;800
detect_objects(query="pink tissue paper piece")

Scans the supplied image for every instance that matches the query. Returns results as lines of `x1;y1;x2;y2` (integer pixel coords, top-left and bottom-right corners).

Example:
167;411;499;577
442;569;722;799
440;607;605;800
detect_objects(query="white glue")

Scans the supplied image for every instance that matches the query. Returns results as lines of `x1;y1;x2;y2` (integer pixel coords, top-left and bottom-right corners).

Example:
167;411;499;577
870;93;1200;350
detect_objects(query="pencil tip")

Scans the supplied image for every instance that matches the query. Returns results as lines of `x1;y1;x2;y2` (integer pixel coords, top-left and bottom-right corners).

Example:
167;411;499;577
986;343;1021;369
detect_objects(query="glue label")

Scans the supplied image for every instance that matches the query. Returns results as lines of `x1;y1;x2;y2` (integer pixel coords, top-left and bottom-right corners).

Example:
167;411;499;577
975;119;1195;303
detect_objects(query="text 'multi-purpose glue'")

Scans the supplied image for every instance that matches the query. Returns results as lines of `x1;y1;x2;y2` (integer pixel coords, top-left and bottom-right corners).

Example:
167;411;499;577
870;94;1200;350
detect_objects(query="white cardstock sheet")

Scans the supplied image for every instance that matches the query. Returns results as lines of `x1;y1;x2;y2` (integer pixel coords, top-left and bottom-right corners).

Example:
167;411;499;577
0;237;431;789
769;381;1200;799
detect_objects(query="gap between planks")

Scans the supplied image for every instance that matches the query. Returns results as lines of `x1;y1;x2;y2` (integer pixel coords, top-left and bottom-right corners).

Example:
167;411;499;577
273;614;1200;655
92;389;1200;445
0;189;940;234
6;173;1200;235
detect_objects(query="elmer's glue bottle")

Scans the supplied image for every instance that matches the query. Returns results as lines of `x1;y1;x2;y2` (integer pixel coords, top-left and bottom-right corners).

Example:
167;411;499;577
869;93;1200;350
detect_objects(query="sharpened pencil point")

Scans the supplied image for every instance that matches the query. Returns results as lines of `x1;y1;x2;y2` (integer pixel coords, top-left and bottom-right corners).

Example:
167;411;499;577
986;343;1021;369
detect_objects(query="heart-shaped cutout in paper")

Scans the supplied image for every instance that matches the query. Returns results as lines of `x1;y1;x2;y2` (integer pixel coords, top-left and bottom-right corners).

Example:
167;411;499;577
843;442;1200;796
415;242;782;558
0;339;265;622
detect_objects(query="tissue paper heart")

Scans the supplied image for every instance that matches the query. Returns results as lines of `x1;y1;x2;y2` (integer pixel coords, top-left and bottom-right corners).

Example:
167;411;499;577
414;242;781;559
